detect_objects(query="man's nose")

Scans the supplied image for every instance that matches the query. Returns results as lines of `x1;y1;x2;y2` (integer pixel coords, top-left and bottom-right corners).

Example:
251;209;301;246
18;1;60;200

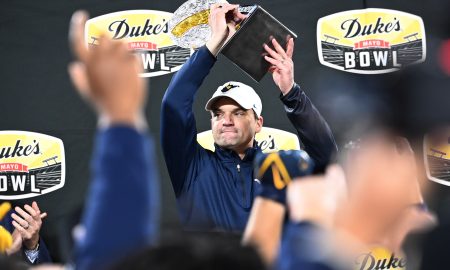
222;113;234;126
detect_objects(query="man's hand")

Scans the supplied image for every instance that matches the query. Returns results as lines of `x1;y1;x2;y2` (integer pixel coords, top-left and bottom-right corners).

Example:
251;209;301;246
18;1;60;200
11;202;47;250
263;37;295;95
68;10;147;129
206;3;246;56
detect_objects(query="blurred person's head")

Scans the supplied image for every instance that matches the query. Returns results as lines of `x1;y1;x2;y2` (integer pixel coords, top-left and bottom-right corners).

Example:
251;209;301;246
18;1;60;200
110;232;266;270
205;82;263;154
337;131;435;252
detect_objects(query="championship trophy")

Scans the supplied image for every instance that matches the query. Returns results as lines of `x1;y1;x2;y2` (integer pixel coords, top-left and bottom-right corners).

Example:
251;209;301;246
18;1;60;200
169;0;297;81
168;0;223;49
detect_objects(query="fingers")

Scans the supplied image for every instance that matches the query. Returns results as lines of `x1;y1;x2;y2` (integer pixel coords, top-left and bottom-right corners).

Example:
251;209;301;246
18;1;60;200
263;38;295;71
210;3;238;14
210;3;239;24
11;213;28;228
232;6;247;21
24;204;37;218
69;10;89;63
264;55;286;70
40;212;48;219
14;207;33;224
286;37;295;58
271;38;289;59
12;221;31;238
32;201;40;213
222;3;239;12
263;43;283;61
25;203;44;222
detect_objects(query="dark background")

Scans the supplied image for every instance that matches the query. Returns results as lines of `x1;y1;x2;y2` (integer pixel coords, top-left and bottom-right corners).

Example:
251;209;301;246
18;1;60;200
0;0;449;264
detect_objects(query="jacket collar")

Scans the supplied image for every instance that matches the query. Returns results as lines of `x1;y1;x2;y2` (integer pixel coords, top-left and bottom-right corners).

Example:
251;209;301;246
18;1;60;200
214;141;261;163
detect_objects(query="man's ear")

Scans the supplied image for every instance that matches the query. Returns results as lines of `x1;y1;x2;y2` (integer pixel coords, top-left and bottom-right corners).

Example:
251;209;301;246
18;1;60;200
255;116;263;133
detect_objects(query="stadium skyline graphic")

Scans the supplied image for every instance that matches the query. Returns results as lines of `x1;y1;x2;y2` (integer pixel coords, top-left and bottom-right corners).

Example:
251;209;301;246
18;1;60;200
0;155;62;196
320;33;423;70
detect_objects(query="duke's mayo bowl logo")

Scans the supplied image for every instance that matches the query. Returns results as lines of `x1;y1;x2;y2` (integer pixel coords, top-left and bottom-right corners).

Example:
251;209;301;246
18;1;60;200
0;131;65;200
85;10;193;77
355;247;406;270
317;9;426;74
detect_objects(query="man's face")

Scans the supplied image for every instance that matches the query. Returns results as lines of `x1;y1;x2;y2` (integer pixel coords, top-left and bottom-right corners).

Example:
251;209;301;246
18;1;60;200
210;97;263;152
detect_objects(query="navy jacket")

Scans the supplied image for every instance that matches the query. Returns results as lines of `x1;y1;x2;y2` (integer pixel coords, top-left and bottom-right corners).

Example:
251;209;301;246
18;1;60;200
161;46;337;232
0;210;52;264
276;222;339;270
75;126;160;270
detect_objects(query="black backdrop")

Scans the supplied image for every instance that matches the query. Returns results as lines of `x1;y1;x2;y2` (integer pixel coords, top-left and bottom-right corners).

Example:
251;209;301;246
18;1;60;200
1;0;449;263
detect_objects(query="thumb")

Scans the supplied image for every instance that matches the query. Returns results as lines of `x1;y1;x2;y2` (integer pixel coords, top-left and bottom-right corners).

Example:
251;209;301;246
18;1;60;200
68;61;91;100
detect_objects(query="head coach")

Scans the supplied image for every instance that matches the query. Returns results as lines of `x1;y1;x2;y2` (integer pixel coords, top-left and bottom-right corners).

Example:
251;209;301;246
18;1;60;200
161;3;337;232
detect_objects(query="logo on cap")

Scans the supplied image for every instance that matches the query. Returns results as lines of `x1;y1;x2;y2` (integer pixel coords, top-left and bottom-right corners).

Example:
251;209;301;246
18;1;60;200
221;84;239;92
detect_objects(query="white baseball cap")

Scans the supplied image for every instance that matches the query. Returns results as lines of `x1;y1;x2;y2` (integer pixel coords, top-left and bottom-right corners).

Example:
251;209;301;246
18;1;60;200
205;81;262;117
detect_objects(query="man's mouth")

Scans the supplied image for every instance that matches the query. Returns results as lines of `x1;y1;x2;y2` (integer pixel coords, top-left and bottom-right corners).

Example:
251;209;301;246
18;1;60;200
221;129;238;134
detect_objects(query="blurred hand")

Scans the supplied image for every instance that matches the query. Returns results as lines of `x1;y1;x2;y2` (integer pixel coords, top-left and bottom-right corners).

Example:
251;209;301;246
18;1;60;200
11;201;47;250
206;3;246;56
263;37;295;95
5;229;22;255
68;10;147;129
287;165;347;228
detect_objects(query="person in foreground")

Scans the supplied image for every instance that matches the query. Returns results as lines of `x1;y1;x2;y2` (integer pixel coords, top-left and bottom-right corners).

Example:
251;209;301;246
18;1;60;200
242;132;436;270
67;10;160;270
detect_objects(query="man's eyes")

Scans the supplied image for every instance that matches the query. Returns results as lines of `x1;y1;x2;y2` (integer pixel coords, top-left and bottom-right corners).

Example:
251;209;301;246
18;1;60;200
213;111;246;118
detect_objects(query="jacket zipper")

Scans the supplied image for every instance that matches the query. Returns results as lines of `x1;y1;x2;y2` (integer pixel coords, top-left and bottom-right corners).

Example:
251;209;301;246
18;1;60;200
237;164;247;207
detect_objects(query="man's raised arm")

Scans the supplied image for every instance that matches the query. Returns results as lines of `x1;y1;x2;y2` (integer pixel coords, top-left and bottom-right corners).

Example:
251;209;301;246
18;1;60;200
160;46;216;196
280;84;337;173
263;37;337;173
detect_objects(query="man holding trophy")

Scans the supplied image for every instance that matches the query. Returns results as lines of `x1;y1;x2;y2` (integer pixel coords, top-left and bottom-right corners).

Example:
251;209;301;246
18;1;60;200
161;2;337;231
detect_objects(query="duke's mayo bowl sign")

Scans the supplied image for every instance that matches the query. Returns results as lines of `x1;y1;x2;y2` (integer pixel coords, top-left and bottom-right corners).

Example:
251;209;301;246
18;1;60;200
317;9;426;74
0;131;65;200
85;10;193;77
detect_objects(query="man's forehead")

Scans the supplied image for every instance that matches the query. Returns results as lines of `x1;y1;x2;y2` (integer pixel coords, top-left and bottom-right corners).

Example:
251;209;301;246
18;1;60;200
211;97;245;111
